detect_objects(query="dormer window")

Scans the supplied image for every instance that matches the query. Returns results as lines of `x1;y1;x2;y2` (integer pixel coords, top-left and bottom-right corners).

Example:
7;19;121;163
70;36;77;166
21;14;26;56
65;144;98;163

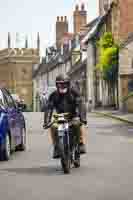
131;58;133;68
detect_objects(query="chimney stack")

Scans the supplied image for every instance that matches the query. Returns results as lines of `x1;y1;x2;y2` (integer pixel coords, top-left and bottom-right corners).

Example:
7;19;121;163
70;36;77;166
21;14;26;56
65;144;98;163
56;16;68;49
73;3;87;34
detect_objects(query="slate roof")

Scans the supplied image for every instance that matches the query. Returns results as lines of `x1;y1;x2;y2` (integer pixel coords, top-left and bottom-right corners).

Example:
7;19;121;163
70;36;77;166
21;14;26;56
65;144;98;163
33;50;71;78
81;14;107;45
68;59;87;76
85;17;101;29
33;15;106;79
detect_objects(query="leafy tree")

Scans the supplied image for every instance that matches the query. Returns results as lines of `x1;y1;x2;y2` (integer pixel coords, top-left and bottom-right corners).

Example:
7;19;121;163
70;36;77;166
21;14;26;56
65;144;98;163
97;32;119;106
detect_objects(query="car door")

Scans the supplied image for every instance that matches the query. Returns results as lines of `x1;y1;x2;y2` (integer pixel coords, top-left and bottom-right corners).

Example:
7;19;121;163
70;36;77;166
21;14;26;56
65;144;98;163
2;89;22;146
0;89;9;142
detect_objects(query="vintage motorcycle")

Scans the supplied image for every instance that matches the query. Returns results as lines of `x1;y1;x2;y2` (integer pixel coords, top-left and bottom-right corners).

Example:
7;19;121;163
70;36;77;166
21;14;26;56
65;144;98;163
47;113;80;174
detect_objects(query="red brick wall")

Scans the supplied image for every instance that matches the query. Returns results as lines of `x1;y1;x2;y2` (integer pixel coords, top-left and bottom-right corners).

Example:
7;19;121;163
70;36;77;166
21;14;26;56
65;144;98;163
119;0;133;40
73;5;87;34
56;16;68;49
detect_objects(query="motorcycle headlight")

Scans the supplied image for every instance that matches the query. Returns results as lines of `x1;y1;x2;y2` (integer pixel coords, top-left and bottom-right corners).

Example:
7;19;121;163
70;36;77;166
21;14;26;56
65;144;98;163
58;124;64;131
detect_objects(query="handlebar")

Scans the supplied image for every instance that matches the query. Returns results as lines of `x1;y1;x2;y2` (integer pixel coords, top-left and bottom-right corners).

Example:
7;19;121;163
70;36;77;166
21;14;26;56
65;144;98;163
43;121;54;129
53;112;70;118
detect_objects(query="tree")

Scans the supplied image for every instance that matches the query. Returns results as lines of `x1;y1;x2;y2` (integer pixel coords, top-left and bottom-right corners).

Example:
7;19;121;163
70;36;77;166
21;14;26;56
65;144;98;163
97;32;119;107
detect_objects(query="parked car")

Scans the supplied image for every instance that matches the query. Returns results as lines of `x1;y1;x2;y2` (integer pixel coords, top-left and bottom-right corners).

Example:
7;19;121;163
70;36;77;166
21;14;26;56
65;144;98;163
0;88;26;161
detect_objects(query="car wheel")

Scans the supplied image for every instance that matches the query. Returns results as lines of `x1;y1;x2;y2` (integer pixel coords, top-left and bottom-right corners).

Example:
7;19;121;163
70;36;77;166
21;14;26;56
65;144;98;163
0;134;11;161
17;128;26;151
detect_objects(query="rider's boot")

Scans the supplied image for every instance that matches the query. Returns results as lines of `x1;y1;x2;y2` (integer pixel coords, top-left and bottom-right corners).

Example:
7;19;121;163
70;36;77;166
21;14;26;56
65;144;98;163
79;143;86;154
80;125;87;154
49;127;60;159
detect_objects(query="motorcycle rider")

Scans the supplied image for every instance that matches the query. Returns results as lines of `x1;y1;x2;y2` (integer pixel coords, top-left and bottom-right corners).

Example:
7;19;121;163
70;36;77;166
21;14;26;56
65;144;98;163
43;74;87;158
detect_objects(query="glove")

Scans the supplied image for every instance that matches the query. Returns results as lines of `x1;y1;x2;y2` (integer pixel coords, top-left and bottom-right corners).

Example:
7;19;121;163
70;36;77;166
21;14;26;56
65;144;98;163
81;120;87;125
43;123;48;129
43;121;52;129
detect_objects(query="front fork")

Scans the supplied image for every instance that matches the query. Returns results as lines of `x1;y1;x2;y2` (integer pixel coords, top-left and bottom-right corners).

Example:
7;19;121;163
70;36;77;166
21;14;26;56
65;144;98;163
57;129;70;158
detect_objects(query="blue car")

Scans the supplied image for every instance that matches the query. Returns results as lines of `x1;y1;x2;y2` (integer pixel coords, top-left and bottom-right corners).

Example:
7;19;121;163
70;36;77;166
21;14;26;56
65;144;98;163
0;88;26;161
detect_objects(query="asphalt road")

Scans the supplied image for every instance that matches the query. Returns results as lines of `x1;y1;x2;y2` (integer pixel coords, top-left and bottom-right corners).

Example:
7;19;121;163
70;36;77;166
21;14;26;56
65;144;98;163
0;112;133;200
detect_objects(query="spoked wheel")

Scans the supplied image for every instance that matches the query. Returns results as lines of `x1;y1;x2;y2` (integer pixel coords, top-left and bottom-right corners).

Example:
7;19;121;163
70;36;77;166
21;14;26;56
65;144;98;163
58;137;71;174
74;157;80;168
61;155;71;174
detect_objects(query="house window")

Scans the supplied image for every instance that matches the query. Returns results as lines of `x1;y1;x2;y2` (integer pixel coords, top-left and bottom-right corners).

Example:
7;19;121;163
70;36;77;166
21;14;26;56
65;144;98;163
128;80;133;92
131;58;133;68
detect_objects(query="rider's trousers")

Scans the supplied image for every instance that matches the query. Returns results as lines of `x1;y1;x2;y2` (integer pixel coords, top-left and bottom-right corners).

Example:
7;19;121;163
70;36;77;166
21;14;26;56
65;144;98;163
48;121;86;145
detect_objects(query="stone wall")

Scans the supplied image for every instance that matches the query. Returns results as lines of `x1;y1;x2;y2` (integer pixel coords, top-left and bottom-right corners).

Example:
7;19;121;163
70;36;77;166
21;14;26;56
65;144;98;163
0;48;40;108
119;0;133;41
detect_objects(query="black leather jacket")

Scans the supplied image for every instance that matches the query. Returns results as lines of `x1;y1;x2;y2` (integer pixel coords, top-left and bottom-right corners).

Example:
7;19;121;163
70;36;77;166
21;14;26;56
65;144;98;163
44;88;86;125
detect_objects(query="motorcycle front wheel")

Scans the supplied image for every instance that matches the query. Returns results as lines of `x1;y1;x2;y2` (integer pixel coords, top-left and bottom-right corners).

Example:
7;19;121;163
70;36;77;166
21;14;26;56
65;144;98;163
61;155;71;174
58;140;71;174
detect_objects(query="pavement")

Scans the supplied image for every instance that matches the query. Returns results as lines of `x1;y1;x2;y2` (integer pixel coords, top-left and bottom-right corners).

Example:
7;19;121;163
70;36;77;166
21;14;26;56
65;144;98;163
92;108;133;125
1;112;133;200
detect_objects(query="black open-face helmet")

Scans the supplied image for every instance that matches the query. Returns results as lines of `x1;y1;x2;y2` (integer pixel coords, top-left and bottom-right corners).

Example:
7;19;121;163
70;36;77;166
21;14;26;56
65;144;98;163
56;74;70;94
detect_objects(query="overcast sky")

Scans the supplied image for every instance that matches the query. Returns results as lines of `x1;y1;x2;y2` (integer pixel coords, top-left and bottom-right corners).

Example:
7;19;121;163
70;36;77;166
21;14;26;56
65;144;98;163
0;0;99;55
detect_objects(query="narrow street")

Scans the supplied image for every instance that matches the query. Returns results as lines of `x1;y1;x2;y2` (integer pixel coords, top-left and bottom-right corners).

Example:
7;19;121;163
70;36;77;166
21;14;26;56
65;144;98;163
0;113;133;200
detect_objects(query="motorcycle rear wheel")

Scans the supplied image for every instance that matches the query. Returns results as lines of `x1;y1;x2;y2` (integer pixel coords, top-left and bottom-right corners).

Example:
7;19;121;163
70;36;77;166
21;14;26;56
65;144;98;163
74;158;80;168
74;146;80;168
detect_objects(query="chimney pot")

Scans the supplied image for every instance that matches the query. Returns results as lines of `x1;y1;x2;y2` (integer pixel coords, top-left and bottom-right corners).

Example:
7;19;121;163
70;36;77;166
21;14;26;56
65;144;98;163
81;3;85;10
75;4;79;11
61;16;63;21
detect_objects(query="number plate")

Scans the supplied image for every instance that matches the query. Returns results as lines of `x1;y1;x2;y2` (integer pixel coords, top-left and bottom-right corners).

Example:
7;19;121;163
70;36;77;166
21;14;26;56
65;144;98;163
58;123;69;136
58;130;64;137
58;124;64;136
